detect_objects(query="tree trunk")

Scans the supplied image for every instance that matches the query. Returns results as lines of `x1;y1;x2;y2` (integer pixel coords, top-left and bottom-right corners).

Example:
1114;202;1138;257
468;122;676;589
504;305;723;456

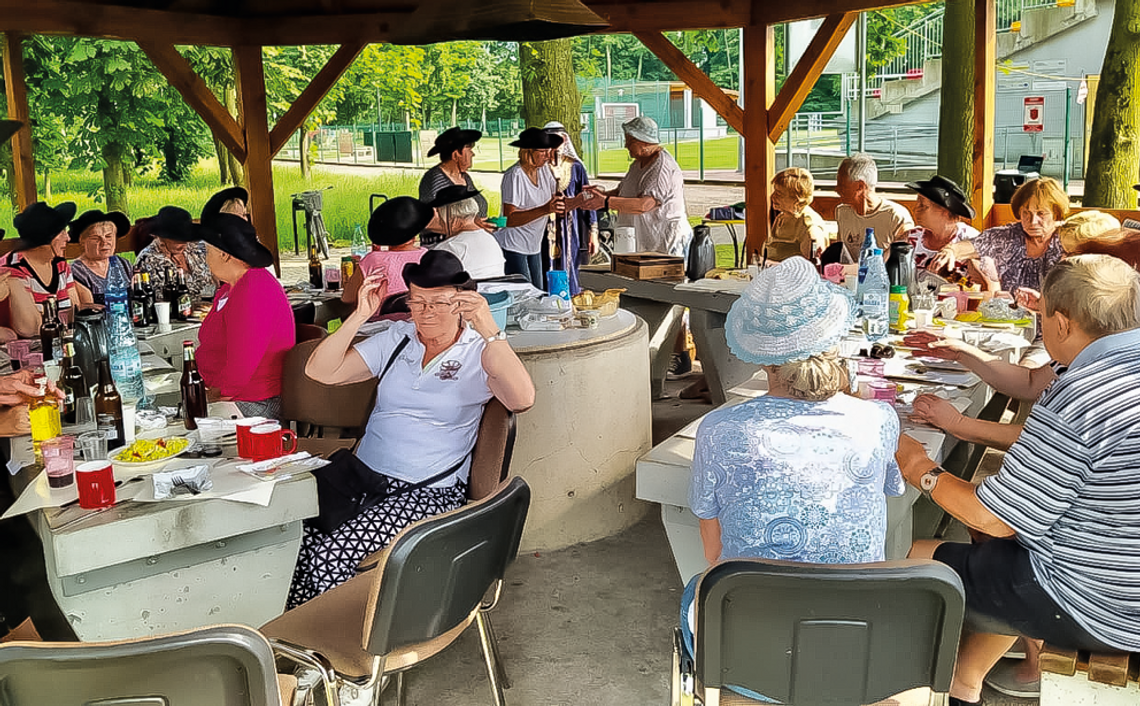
451;98;458;125
224;85;244;186
520;39;583;155
937;0;975;194
102;142;130;215
43;169;51;201
215;135;230;185
1084;0;1140;208
0;141;16;209
300;128;311;180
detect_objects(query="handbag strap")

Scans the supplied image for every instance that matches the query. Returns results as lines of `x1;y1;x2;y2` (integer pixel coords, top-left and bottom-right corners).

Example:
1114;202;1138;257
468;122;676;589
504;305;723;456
378;334;411;384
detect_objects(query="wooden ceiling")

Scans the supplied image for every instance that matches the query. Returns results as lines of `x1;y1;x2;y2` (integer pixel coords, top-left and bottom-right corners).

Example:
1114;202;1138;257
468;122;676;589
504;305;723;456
0;0;920;45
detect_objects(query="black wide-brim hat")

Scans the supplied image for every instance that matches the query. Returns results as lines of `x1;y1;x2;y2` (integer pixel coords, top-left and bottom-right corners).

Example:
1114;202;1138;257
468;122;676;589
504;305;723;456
402;249;475;291
200;186;249;223
368;196;435;247
151;205;207;243
905;174;975;220
200;213;273;268
0;120;22;144
427;184;481;210
427;127;483;158
510;127;564;150
12;201;77;251
68;209;131;243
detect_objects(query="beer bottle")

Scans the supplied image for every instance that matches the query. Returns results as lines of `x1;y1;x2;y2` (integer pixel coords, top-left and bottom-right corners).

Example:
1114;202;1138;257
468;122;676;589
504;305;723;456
59;335;87;425
308;244;324;290
141;273;158;324
180;341;208;430
94;359;126;451
130;274;148;326
175;270;193;321
162;266;179;306
39;296;62;362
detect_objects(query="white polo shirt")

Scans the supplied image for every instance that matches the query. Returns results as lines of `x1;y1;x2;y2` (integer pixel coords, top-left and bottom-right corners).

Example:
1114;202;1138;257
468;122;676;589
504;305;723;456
434;228;507;279
354;321;492;486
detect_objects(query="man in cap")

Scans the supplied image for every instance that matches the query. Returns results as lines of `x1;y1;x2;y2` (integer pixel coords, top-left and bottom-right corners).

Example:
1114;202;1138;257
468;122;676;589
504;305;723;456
905;174;979;269
835;153;914;261
579;116;692;257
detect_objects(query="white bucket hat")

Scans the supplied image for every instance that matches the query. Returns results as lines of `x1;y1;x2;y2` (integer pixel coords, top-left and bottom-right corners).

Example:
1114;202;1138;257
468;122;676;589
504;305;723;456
726;256;855;366
622;115;659;145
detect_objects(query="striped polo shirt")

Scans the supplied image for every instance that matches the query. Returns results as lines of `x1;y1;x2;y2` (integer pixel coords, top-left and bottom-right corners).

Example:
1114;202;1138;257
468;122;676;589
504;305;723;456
978;327;1140;651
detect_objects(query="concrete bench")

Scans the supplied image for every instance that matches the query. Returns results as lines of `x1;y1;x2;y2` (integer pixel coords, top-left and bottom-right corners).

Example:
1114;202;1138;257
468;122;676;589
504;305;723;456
1040;644;1140;705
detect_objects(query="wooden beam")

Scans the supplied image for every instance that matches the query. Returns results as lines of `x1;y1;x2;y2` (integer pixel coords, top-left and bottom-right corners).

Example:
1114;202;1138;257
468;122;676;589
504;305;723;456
743;24;776;258
269;42;365;157
633;32;745;135
753;0;924;25
234;46;280;274
137;41;247;164
3;33;36;211
767;13;856;142
970;0;996;229
592;0;752;32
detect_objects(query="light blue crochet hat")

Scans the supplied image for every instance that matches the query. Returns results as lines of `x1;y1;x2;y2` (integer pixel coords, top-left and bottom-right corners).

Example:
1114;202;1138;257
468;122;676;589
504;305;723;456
726;256;855;366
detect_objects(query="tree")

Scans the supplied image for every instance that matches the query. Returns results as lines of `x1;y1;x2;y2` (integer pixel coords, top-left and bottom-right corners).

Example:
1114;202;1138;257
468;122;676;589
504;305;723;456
334;44;425;128
184;46;243;187
1084;0;1140;208
520;39;582;152
936;0;975;192
419;43;481;127
263;45;346;178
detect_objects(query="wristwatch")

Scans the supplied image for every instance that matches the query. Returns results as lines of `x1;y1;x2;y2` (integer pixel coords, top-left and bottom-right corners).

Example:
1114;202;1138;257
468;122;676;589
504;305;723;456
603;195;611;211
919;466;946;497
484;330;508;344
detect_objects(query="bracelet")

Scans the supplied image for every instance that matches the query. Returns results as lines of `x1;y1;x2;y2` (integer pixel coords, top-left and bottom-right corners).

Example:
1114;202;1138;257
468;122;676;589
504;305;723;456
604;196;611;211
484;330;508;343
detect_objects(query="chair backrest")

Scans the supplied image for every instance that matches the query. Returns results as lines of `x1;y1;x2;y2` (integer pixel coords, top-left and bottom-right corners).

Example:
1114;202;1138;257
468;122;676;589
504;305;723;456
280;339;378;431
0;624;281;706
467;397;516;501
295;323;328;344
695;558;965;705
292;300;316;326
364;476;531;657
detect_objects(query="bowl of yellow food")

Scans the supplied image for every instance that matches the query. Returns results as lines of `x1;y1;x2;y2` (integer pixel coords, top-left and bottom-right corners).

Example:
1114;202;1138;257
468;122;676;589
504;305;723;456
572;288;625;318
110;437;191;472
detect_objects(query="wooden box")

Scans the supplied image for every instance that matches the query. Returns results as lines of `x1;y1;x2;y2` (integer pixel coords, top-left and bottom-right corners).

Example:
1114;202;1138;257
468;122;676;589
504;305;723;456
612;252;686;281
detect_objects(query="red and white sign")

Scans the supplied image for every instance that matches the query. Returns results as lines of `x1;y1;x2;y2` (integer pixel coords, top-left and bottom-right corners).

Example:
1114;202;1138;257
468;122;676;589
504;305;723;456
1024;96;1045;132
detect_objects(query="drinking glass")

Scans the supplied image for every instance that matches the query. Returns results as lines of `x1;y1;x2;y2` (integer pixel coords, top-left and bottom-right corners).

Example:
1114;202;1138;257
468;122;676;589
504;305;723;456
77;430;109;462
42;436;76;489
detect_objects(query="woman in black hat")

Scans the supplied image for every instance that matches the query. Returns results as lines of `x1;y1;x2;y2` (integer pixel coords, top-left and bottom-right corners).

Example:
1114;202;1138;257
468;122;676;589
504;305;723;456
495;127;567;288
342;196;429;309
200;186;249;223
134;206;214;302
3;201;79;324
429;185;505;279
68;209;132;307
418;127;491;246
289;249;535;605
904;175;979;269
195;214;294;419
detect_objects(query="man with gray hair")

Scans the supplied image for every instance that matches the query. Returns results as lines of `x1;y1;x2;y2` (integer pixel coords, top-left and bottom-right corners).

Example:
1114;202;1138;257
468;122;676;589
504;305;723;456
896;254;1140;706
835;153;914;260
427;185;505;279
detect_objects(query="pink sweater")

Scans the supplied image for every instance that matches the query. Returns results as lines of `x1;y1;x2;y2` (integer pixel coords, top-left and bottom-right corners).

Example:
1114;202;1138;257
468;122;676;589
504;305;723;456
197;268;295;401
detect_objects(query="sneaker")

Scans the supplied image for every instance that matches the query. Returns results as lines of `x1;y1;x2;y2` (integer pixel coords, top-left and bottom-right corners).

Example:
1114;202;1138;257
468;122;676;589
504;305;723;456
983;657;1041;698
949;697;984;706
667;353;693;379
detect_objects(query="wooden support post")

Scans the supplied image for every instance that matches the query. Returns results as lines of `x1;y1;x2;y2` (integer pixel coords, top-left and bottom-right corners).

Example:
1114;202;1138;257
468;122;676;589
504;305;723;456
234;45;279;274
743;24;776;258
970;0;996;229
768;13;857;142
633;32;745;135
138;42;247;163
2;32;36;210
269;42;365;157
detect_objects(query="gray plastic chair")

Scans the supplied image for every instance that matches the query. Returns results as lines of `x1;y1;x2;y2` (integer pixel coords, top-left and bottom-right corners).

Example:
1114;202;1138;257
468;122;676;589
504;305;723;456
675;558;965;706
0;623;283;706
263;476;531;706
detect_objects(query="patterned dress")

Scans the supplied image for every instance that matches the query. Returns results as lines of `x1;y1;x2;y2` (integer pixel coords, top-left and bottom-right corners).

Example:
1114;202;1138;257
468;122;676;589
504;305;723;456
972;221;1063;294
134;240;214;301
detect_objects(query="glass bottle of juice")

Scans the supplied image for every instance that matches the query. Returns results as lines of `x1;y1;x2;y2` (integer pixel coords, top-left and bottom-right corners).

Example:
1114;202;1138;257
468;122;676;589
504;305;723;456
29;373;61;457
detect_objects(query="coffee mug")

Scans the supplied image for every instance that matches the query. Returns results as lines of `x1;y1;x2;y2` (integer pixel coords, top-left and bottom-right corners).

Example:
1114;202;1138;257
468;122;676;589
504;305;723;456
249;422;298;462
76;460;116;509
234;417;268;459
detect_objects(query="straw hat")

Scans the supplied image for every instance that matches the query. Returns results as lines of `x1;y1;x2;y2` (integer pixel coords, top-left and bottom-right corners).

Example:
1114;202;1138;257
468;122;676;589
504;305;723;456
622;116;659;145
726;256;855;366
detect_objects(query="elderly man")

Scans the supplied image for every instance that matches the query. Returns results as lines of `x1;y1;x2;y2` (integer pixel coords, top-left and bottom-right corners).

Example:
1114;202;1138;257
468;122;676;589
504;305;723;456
429;185;505;280
580;116;692;257
896;254;1140;706
835;153;914;261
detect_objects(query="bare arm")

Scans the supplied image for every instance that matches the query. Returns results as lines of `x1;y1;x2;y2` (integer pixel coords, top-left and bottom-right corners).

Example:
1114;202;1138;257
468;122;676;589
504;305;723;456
910;394;1024;450
504;197;562;229
925;339;1056;401
305;275;387;385
699;517;722;564
74;281;95;307
4;275;41;338
453;290;535;412
607;194;659;215
929;239;979;272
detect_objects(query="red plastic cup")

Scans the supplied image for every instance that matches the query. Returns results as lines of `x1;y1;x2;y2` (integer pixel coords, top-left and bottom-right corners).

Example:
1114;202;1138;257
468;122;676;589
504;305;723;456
76;460;116;509
249;423;298;462
234;417;268;459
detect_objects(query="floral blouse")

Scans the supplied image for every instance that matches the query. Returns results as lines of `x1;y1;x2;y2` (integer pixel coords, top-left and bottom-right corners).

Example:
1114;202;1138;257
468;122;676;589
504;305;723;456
134;239;214;300
972;221;1063;294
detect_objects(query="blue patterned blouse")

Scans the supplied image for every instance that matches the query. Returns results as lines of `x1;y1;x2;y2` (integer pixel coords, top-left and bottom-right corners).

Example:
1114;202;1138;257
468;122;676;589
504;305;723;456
690;394;905;564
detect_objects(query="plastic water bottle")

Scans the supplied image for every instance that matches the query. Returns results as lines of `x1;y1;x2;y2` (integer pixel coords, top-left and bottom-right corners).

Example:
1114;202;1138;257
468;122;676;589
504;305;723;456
351;223;370;259
855;227;877;293
103;264;148;405
860;248;890;342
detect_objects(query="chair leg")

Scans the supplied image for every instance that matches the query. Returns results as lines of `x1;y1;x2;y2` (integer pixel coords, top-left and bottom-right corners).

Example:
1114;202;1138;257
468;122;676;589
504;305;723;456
478;609;511;689
671;628;682;706
476;611;508;706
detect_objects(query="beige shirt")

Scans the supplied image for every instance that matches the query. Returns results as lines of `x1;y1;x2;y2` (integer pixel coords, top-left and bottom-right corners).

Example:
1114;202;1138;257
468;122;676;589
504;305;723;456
767;206;826;262
836;198;915;260
615;149;692;255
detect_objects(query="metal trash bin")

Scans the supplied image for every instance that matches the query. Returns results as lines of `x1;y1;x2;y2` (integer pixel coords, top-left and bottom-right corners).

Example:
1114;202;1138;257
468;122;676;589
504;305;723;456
994;155;1044;204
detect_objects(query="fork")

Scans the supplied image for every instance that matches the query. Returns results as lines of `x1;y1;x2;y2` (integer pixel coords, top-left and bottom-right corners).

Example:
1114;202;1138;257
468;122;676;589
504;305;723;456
171;476;202;496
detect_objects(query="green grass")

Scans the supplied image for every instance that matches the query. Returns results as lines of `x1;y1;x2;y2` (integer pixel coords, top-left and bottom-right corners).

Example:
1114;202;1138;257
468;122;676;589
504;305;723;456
0;161;503;254
471;135;743;174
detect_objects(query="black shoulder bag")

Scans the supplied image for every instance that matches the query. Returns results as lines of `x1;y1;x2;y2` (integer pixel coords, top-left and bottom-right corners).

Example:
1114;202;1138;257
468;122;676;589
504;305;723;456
308;335;467;535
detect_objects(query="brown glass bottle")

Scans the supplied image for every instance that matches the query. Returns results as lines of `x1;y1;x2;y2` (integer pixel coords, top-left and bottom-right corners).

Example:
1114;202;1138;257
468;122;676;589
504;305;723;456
308;244;324;290
94;359;125;451
59;337;88;425
180;341;208;430
175;270;192;321
39;296;62;361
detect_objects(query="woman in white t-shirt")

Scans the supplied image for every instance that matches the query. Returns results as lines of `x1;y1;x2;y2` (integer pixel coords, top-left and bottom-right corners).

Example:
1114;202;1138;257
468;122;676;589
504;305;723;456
429;184;506;280
494;128;567;288
904;174;979;269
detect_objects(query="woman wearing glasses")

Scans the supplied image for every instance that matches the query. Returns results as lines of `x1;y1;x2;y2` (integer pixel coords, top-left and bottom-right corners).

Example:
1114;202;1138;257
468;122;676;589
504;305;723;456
288;249;535;606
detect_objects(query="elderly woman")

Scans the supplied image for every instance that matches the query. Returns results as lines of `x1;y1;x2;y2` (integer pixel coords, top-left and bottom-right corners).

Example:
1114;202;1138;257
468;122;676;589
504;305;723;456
931;177;1067;294
905;174;979;268
288;250;535;605
542;121;597;295
4;201;80;324
196;214;295;419
419;127;491;245
680;257;904;699
495;127;566;288
68;209;132;306
767;167;827;262
342;196;429;306
135;206;215;301
430;185;505;279
201;186;249;222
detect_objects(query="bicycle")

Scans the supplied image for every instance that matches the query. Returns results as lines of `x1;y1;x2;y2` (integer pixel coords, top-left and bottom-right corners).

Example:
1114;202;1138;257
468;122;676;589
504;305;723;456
290;185;334;259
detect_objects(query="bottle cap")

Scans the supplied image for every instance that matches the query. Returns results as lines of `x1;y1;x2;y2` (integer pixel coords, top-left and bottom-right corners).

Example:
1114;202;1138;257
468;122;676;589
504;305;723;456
183;340;194;346
890;285;907;293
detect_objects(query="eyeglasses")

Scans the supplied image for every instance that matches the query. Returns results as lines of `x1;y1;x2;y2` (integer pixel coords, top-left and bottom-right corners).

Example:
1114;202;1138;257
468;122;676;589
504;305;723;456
407;298;456;313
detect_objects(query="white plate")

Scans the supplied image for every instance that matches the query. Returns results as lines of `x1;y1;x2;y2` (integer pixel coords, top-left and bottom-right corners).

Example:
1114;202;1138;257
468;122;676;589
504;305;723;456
109;440;191;473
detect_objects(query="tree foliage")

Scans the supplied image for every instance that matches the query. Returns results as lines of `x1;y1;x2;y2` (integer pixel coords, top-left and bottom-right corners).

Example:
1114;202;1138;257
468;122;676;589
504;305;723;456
1084;0;1140;208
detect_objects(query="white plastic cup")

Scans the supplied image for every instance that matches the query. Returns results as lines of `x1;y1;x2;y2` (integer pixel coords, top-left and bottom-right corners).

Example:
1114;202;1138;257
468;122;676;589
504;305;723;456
614;227;636;254
912;309;935;329
122;404;137;444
